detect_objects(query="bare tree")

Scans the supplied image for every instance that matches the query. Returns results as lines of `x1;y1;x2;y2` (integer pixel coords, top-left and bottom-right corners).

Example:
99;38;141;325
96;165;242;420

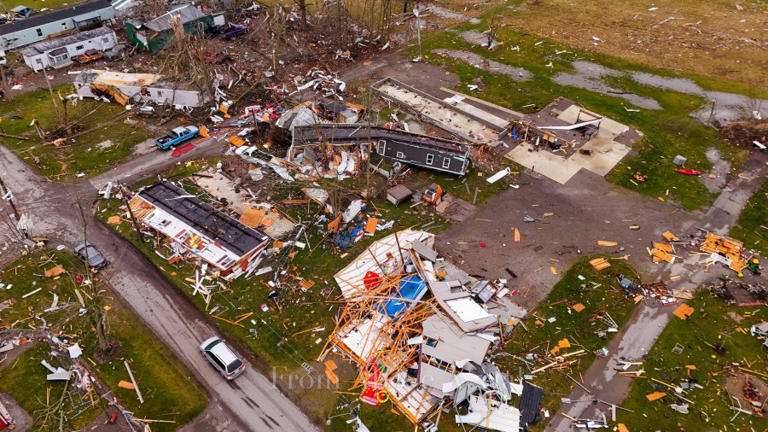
76;200;111;354
294;0;308;26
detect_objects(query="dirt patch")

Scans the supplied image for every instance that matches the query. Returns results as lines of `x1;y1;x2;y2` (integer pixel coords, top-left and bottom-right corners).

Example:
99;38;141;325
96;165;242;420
435;193;476;222
433;49;532;81
725;373;768;416
727;311;744;323
435;169;697;309
93;338;122;363
131;139;157;156
339;53;461;98
720;119;768;147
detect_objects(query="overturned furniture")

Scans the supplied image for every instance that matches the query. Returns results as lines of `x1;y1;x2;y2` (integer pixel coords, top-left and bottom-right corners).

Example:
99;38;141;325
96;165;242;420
128;181;269;280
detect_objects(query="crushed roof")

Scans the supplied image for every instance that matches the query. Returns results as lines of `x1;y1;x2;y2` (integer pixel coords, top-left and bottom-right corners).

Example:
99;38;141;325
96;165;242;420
138;181;268;256
137;4;206;32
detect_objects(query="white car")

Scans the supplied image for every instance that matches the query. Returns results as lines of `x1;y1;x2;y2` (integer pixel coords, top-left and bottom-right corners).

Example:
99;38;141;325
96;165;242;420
200;337;245;380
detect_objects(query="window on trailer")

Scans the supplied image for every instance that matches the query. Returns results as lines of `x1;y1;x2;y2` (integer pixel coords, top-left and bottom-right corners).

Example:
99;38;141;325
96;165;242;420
426;154;434;165
442;157;451;169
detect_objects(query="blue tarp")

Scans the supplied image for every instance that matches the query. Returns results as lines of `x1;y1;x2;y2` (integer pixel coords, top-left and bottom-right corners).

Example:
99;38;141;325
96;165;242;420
333;222;364;249
380;275;427;319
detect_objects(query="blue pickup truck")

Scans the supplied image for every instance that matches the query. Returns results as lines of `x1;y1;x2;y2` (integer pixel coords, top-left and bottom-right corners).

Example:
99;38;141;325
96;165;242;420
155;126;199;150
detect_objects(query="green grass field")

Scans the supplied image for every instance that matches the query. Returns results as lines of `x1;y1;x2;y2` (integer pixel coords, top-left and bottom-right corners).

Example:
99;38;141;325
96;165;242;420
0;250;207;431
619;292;768;430
0;85;152;181
1;0;80;12
495;256;640;431
730;179;768;257
416;16;749;210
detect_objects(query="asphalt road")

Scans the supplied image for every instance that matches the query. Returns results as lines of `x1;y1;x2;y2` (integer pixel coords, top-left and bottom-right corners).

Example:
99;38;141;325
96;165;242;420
0;141;320;432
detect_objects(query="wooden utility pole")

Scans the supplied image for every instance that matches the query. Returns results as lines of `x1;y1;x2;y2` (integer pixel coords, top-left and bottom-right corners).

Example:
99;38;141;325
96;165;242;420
43;72;62;128
0;175;19;219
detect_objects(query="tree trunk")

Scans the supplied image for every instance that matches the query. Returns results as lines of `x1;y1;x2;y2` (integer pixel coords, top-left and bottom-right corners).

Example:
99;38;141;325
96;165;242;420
0;66;13;102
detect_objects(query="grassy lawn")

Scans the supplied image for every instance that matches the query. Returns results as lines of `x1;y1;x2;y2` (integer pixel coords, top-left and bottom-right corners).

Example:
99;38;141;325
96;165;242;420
417;18;750;210
619;292;768;430
1;0;82;12
0;85;153;181
730;179;768;257
494;256;640;431
0;249;207;431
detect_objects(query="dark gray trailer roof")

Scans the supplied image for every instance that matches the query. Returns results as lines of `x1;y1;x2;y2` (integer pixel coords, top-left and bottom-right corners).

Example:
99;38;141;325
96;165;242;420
139;181;267;256
519;382;544;430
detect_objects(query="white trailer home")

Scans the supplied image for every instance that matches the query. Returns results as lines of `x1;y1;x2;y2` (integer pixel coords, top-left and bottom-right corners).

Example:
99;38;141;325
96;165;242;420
0;0;114;51
21;26;117;71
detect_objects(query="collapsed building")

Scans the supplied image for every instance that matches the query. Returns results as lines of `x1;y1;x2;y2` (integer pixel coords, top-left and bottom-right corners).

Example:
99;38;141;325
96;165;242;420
319;229;534;431
128;181;269;281
73;69;210;108
124;4;225;52
275;100;365;131
371;77;508;143
289;124;471;178
509;98;639;157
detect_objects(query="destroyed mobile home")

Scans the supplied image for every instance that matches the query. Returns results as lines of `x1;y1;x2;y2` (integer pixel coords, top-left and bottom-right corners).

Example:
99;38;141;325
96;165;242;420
124;4;226;53
318;229;537;431
289;124;471;177
74;69;210;109
128;181;269;281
